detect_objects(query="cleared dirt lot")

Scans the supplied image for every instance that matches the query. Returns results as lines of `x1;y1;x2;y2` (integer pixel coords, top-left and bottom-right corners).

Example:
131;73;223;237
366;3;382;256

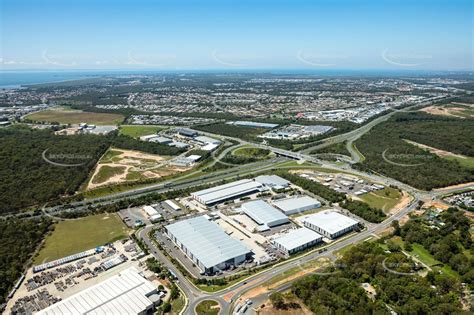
420;104;474;119
87;148;189;189
26;108;125;125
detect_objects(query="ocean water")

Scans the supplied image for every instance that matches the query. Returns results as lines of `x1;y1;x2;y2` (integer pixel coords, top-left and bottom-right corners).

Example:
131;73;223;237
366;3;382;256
0;69;445;88
0;71;114;88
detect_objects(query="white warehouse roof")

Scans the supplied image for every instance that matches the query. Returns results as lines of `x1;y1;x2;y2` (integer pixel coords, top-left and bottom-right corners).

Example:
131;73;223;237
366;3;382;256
241;200;289;227
191;179;264;205
201;143;219;151
273;228;322;252
195;135;221;145
143;205;158;217
165;216;251;269
302;210;359;236
37;267;156;315
273;196;321;215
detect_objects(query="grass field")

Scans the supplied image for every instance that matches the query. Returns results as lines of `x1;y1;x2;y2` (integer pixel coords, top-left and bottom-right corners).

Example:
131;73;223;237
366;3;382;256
359;187;402;212
444;155;474;169
232;146;271;159
389;236;459;279
195;300;220;315
119;125;166;138
26;108;125;125
34;213;129;264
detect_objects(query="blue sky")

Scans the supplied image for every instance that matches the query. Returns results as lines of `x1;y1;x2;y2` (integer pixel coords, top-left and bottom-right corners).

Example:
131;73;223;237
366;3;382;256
1;0;472;70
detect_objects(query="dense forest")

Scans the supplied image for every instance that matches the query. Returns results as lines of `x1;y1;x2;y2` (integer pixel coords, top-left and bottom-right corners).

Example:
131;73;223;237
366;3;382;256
194;123;267;142
0;127;111;213
355;112;474;190
0;218;53;304
310;141;350;156
277;172;386;223
340;199;386;223
112;134;184;156
293;241;467;314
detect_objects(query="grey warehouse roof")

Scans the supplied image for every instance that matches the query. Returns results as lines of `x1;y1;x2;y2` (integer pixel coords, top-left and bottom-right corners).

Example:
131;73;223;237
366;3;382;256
191;179;264;205
255;175;289;188
166;216;251;269
273;228;322;251
241;200;289;226
273;196;321;212
303;210;358;235
37;267;156;315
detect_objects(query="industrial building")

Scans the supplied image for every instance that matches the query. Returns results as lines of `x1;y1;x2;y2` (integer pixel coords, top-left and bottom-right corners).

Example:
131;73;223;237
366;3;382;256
165;216;252;274
272;196;321;215
226;121;279;129
37;267;158;315
168;141;189;149
177;128;197;137
195;135;221;145
143;205;162;223
255;175;290;190
272;228;323;255
152;136;173;144
201;143;219;151
241;200;289;230
139;134;159;142
302;210;359;239
191;179;265;205
164;199;181;211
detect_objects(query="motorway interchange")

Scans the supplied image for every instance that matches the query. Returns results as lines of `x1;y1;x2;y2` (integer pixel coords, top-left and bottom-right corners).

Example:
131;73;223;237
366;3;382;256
35;94;473;314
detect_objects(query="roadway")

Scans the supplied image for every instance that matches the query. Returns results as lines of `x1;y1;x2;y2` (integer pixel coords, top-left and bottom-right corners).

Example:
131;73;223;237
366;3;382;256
24;92;470;314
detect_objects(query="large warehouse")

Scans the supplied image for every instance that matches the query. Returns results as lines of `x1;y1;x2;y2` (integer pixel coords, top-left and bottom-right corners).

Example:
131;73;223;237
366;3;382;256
272;228;323;255
165;216;252;275
255;175;290;190
241;200;289;230
191;179;265;205
302;210;359;239
272;196;321;215
37;267;158;315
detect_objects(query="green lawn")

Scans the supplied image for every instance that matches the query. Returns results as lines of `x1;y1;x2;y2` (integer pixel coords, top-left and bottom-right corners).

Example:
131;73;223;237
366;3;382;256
359;187;402;212
444;155;474;169
119;125;166;138
195;300;220;315
34;213;129;264
26;108;124;125
171;294;186;315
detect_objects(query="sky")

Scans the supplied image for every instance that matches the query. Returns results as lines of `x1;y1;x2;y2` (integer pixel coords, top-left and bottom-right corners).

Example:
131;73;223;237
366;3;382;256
0;0;472;71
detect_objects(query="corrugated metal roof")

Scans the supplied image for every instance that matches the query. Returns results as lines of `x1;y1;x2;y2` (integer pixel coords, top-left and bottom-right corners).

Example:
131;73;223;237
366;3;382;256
191;179;263;204
166;216;251;269
273;196;321;212
273;228;322;251
37;267;156;315
195;136;221;144
255;175;289;188
241;200;289;226
303;210;359;235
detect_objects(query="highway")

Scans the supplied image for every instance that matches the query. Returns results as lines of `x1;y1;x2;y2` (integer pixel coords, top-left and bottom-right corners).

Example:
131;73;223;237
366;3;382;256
134;94;474;315
139;177;472;315
28;92;471;314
